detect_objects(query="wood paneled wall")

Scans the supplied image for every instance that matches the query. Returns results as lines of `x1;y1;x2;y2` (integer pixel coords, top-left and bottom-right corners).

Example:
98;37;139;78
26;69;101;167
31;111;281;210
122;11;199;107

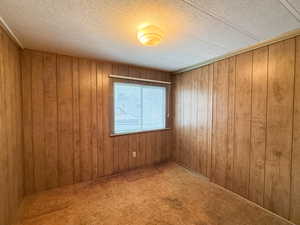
0;27;23;225
21;49;172;195
173;64;213;177
173;36;300;224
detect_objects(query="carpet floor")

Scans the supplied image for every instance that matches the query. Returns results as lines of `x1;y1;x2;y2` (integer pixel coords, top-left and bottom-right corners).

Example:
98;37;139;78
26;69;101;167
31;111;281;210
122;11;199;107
19;163;292;225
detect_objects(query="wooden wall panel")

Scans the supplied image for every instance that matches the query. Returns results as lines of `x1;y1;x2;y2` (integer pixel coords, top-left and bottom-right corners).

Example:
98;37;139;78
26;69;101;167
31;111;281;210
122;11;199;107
21;50;172;193
43;53;58;189
173;36;300;222
7;39;16;217
225;56;236;190
189;70;197;171
0;27;23;225
0;29;9;225
181;75;188;166
264;39;295;218
14;41;23;209
79;58;93;181
31;52;46;192
21;51;34;194
206;64;213;178
57;55;74;185
173;75;180;162
212;59;229;186
102;62;114;176
72;57;81;183
96;63;104;176
233;52;252;198
173;65;213;177
291;36;300;225
198;66;210;175
91;61;98;179
249;47;268;206
193;69;200;172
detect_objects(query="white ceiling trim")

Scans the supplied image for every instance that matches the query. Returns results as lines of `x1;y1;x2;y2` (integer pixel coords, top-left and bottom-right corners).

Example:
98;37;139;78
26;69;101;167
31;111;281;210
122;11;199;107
0;17;23;48
174;28;300;74
279;0;300;22
181;0;260;41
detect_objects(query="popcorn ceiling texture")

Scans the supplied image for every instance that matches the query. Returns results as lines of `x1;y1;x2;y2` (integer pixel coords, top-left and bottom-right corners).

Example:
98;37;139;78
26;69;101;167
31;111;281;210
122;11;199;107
0;0;299;71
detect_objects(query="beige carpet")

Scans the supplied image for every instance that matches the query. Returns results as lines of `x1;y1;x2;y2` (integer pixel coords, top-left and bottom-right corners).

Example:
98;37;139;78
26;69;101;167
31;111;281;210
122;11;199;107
19;163;291;225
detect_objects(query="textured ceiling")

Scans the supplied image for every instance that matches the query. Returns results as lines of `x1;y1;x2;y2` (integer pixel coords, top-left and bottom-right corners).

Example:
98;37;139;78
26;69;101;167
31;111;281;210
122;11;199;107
1;0;300;71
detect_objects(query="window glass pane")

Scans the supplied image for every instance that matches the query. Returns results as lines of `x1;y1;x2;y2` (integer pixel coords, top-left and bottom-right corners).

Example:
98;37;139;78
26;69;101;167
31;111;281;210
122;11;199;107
142;86;166;130
114;83;142;133
114;82;166;134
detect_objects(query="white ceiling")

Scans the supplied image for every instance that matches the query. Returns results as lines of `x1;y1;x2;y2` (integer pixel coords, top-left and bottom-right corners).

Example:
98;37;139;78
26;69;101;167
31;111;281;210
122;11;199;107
1;0;300;71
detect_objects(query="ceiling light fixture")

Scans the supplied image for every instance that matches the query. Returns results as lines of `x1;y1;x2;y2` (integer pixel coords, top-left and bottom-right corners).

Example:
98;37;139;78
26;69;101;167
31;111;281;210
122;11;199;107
137;25;163;46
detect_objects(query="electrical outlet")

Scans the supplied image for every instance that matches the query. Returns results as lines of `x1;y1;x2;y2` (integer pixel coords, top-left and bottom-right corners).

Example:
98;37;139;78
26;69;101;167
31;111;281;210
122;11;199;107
132;151;137;158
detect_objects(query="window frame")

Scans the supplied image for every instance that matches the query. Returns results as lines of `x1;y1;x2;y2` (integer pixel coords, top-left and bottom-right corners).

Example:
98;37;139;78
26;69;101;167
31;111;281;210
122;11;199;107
110;78;171;136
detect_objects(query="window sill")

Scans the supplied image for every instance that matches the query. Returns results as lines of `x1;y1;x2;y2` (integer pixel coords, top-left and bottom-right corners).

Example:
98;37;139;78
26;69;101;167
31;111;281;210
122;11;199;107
110;128;171;137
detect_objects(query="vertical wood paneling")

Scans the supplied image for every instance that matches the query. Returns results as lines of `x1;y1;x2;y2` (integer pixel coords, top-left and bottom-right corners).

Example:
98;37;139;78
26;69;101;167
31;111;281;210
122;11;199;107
291;36;300;225
129;134;138;169
21;51;34;195
179;75;185;165
206;64;213;178
96;63;104;176
5;36;13;217
91;61;98;179
186;72;193;167
31;52;46;191
119;135;129;171
265;39;295;218
249;47;268;205
113;137;119;172
102;62;114;176
22;52;171;193
179;74;184;164
14;42;23;205
0;28;9;225
182;73;189;167
57;55;74;185
0;27;23;225
43;53;58;189
198;67;208;174
173;65;213;178
233;51;252;198
79;59;92;181
154;131;161;164
212;59;229;186
225;56;236;190
203;66;211;176
173;75;179;161
191;69;198;172
7;39;17;216
0;30;184;225
173;37;300;222
72;57;80;183
139;133;147;167
149;133;156;165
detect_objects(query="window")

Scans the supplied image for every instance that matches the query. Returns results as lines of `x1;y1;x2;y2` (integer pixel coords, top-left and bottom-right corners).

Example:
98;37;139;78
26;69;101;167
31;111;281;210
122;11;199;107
113;81;168;135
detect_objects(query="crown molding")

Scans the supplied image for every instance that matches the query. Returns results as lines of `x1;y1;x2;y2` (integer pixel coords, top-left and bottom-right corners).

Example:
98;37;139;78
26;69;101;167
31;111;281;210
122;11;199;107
173;28;300;74
0;17;24;49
